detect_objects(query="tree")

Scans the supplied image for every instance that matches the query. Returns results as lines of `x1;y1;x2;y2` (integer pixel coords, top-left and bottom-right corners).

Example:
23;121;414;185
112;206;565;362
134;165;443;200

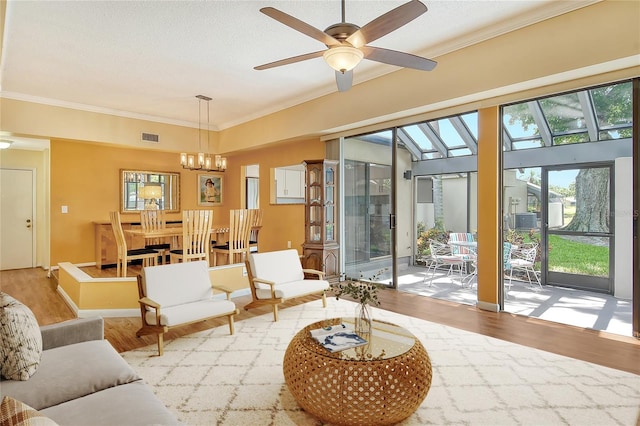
526;169;541;185
505;82;631;232
564;168;609;232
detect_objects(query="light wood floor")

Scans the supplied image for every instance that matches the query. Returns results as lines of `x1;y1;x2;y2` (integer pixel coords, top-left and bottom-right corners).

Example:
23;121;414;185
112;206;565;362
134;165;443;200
1;266;638;375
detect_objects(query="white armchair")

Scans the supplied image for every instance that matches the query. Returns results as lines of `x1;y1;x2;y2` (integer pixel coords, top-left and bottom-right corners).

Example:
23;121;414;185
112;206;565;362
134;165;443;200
136;260;238;355
244;249;329;321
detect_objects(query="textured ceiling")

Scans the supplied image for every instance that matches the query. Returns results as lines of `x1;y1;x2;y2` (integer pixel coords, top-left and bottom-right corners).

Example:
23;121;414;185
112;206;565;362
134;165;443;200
1;0;594;134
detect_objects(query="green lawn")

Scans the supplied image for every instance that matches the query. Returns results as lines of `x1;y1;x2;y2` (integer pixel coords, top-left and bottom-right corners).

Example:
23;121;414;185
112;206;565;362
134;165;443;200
547;234;609;277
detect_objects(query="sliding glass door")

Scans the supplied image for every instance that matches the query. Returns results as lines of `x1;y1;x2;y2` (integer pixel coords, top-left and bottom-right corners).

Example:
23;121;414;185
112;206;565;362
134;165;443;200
343;132;394;285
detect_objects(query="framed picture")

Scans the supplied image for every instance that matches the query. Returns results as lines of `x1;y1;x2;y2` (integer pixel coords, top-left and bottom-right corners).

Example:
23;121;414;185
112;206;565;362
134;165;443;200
197;174;223;206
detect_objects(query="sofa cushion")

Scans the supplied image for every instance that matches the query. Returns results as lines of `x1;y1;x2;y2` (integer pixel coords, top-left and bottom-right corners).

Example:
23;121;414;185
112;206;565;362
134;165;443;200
141;260;213;308
255;279;329;300
144;299;237;327
248;249;304;285
0;396;58;426
0;340;140;411
0;293;43;381
41;381;179;426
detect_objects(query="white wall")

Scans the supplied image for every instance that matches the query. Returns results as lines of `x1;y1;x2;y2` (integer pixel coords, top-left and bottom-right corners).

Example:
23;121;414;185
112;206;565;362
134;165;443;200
442;177;469;232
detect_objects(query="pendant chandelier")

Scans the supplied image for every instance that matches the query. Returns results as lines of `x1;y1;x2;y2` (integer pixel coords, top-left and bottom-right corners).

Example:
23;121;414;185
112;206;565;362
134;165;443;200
180;95;227;172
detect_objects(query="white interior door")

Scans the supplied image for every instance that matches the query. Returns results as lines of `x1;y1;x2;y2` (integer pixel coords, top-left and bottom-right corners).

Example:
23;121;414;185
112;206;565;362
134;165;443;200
1;168;35;270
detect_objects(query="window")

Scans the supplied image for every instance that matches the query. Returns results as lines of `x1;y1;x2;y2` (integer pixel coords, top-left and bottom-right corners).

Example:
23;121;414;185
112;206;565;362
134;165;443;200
502;81;632;151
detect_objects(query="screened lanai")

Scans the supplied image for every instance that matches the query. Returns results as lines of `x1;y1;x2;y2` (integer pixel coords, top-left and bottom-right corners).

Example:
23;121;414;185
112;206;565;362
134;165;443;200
340;79;636;336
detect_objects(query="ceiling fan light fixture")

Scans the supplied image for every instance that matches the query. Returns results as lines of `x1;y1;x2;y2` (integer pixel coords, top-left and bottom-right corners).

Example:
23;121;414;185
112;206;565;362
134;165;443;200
323;46;363;73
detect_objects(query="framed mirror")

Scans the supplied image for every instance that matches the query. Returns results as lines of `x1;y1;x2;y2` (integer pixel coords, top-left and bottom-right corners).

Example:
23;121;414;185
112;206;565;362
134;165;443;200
270;164;305;204
120;169;180;213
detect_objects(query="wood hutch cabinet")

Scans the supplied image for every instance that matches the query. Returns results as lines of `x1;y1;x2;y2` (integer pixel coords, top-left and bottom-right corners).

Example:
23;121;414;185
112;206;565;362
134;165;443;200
302;159;339;283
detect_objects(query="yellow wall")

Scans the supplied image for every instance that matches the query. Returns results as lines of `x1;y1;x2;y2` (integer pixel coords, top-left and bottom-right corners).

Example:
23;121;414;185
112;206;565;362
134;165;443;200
49;137;323;265
51;140;184;265
3;99;217;154
476;107;501;311
222;138;325;254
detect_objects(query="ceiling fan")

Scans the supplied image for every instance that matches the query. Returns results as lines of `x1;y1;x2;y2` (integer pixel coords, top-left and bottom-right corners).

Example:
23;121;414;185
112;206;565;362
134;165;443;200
254;0;437;92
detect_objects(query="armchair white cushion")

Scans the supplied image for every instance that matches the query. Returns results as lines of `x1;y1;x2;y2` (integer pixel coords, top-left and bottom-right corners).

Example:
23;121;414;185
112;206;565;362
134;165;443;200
136;261;238;355
245;249;329;321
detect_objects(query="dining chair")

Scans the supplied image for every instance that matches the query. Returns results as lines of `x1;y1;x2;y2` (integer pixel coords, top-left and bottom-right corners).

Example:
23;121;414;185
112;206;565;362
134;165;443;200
169;210;214;264
211;209;255;266
140;210;171;264
109;211;158;277
248;208;263;253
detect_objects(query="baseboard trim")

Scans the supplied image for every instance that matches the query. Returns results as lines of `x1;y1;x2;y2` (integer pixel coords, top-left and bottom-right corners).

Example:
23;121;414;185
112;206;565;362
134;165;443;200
77;308;140;318
476;300;500;312
56;285;79;316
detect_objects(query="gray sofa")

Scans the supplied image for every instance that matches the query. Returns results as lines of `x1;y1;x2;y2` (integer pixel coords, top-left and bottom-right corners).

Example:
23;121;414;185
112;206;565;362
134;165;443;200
1;317;179;425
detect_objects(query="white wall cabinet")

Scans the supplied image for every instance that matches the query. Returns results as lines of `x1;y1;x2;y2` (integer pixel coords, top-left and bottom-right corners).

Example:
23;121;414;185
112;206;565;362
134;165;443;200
276;167;305;198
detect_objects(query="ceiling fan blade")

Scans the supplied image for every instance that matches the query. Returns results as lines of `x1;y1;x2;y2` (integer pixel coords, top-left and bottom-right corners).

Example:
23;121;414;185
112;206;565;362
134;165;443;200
335;70;353;92
260;7;341;47
346;0;427;48
254;50;325;70
361;46;437;71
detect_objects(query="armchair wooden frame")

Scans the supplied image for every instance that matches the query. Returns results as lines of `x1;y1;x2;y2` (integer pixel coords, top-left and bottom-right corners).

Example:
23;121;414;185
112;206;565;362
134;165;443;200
135;275;238;356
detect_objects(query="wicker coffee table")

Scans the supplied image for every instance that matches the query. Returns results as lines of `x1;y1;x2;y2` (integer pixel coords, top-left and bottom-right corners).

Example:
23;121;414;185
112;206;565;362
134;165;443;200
283;317;432;426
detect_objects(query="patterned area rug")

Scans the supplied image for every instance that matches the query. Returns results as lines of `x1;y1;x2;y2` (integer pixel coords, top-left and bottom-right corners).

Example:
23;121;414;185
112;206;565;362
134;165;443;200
122;299;640;425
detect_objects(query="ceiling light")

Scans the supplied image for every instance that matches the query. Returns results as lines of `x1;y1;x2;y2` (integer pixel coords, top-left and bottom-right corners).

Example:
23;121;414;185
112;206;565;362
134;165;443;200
0;140;13;149
323;46;364;73
180;95;227;172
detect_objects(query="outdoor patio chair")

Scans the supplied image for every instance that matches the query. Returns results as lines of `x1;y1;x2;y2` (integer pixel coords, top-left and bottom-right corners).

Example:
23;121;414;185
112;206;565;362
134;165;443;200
509;244;541;289
503;242;513;294
423;240;465;285
449;232;475;260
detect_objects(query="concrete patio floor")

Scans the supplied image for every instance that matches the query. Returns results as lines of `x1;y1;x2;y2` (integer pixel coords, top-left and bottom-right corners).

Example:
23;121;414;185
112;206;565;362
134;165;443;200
395;265;633;337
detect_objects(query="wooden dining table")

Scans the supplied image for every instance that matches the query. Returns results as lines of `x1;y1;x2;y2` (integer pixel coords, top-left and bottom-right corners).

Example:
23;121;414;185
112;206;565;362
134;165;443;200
124;226;229;248
124;226;260;248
